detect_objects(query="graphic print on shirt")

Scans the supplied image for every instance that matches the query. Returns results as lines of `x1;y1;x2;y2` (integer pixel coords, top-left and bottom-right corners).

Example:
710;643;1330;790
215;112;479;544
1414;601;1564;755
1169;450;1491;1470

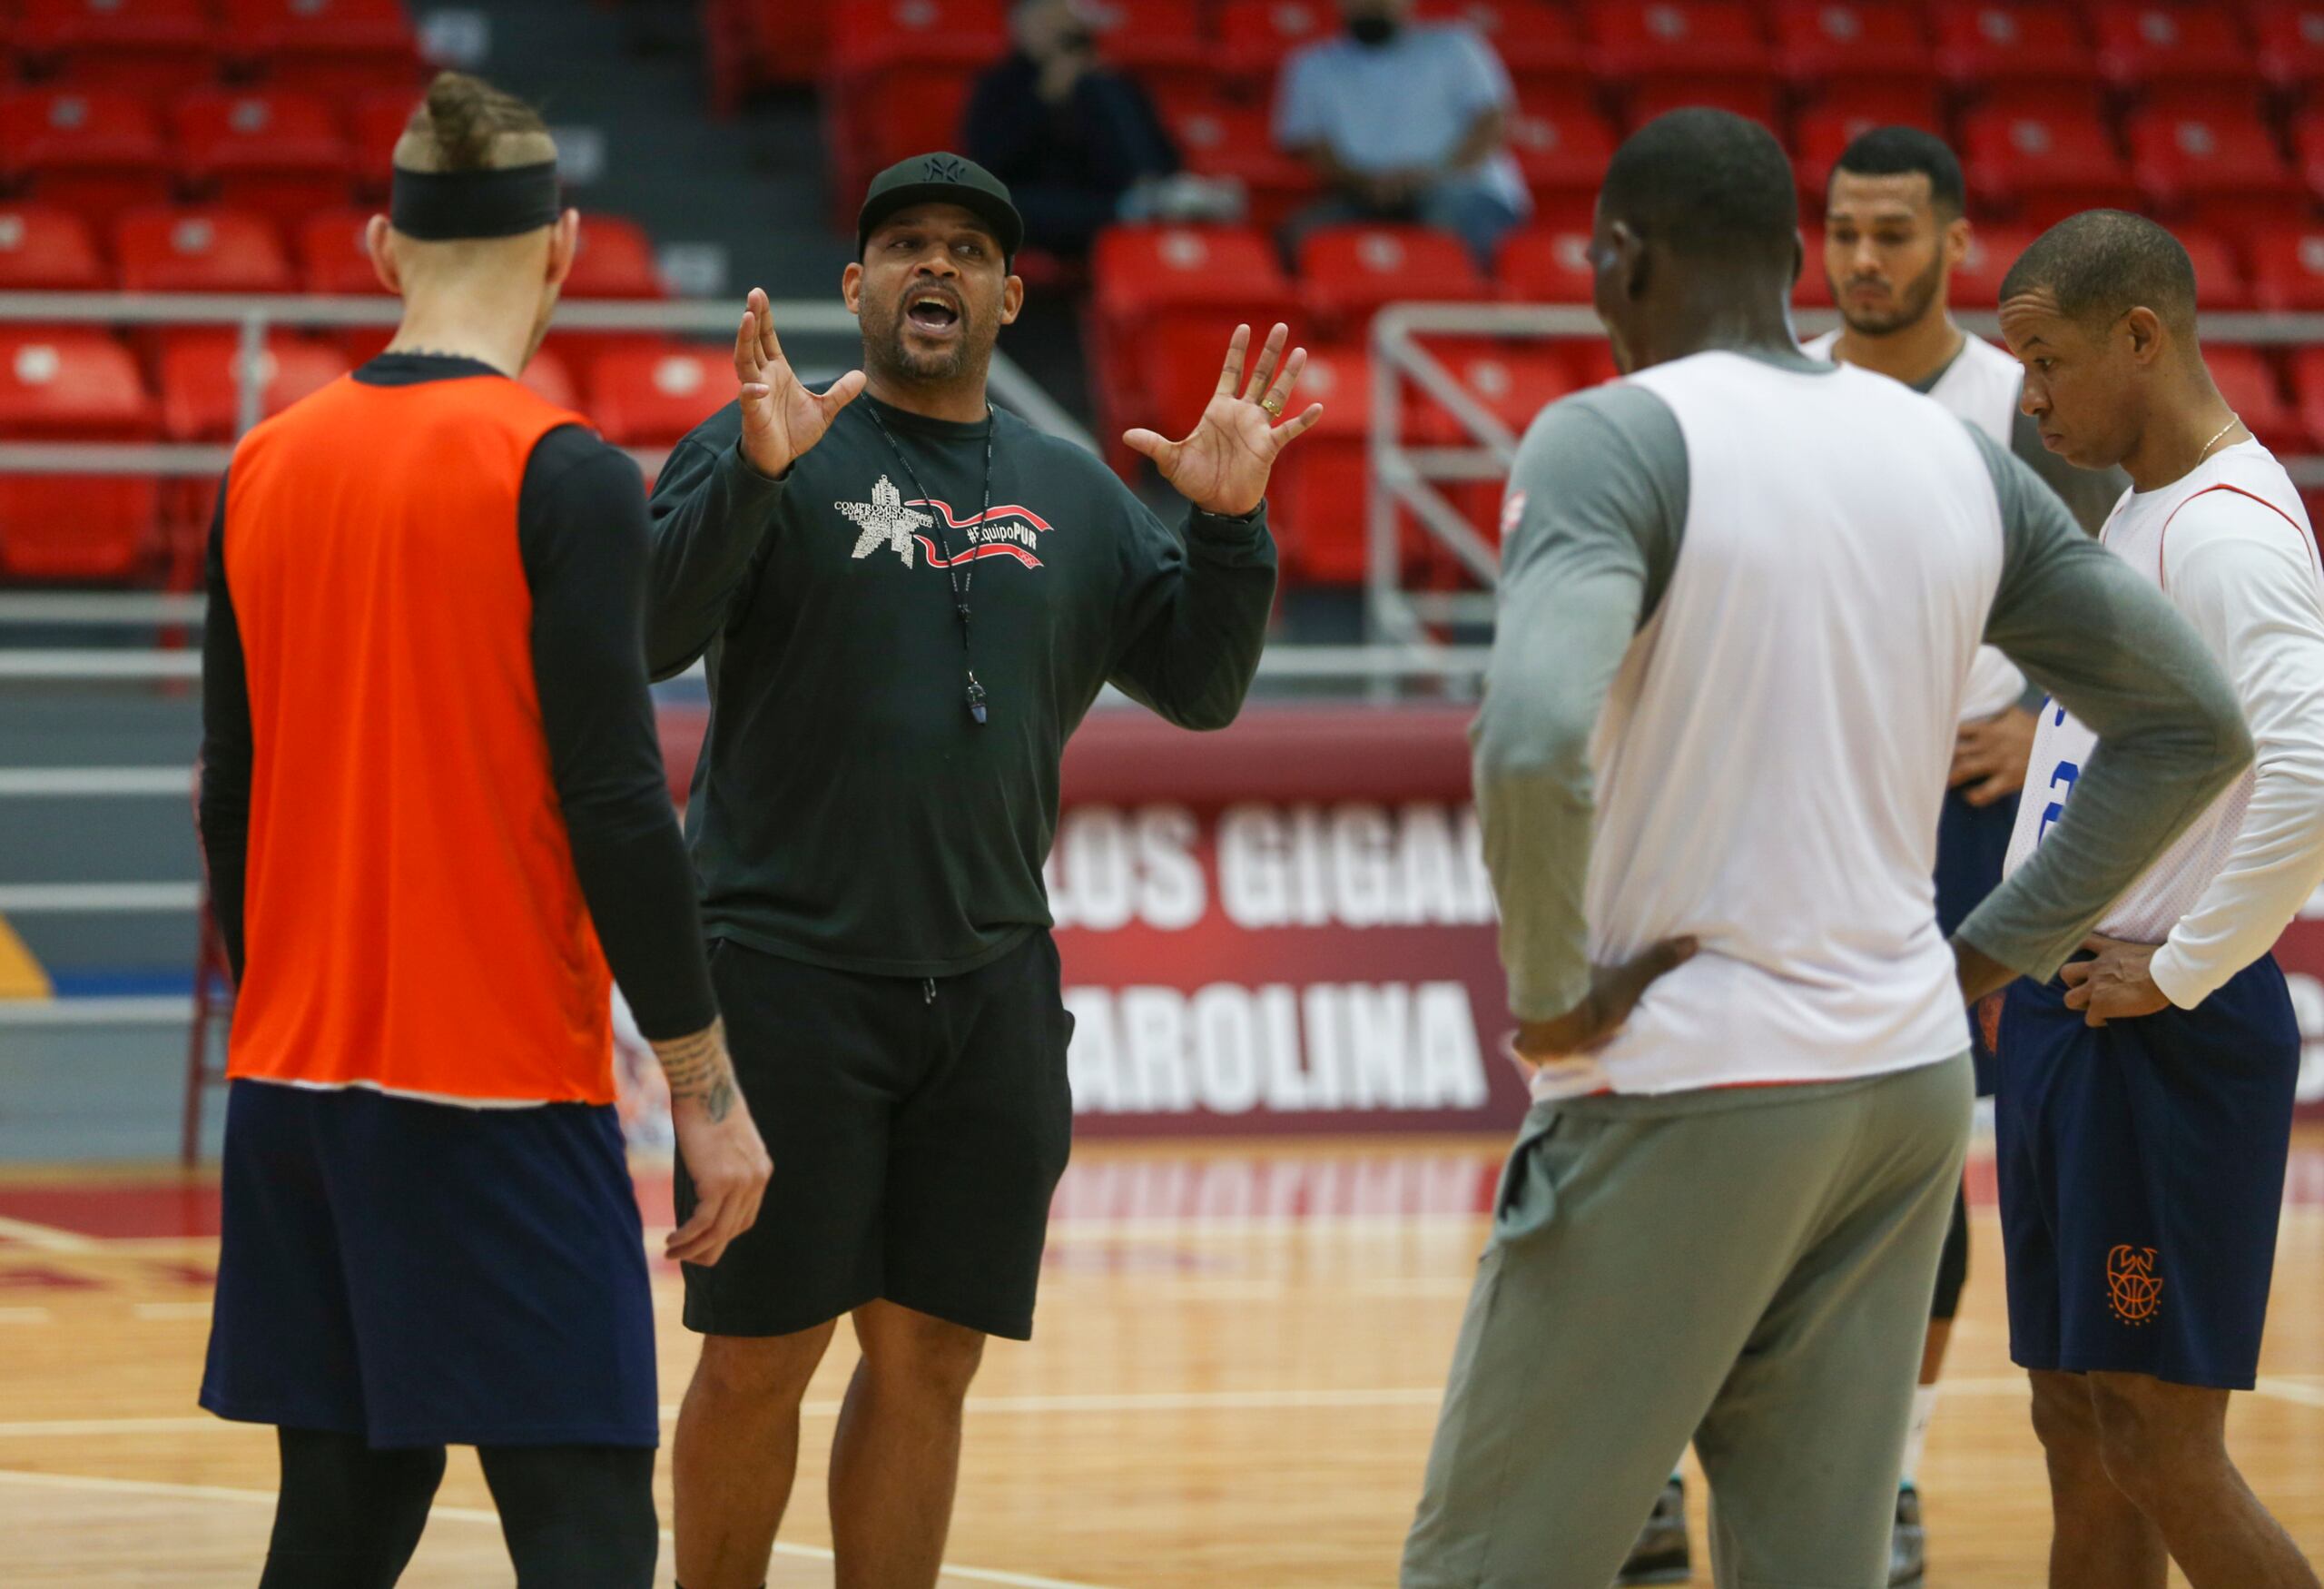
836;474;1053;572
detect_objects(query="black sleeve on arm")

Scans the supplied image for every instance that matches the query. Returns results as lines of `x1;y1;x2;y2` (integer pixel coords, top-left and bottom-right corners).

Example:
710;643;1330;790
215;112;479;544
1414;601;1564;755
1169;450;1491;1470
523;426;718;1041
643;419;788;681
1108;496;1279;730
196;470;251;983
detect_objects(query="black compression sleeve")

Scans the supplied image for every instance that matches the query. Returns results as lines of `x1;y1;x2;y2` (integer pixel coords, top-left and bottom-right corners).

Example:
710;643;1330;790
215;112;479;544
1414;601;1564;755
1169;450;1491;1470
195;471;253;983
519;426;718;1041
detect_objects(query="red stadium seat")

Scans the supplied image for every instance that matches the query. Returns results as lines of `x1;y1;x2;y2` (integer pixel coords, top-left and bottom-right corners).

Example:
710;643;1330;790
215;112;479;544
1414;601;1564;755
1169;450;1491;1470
1935;3;2096;88
586;344;735;447
217;0;421;94
1772;2;1933;86
2250;229;2324;312
1627;76;1781;132
1218;0;1341;79
1793;105;1945;201
1296;224;1489;333
1962;107;2137;222
156;330;350;441
0;205;108;291
350;91;422;191
1263;341;1372;582
1080;0;1207;94
2174;228;2250;311
1089;224;1300;467
1151;88;1319;232
1587;1;1773;80
822;3;1002;219
566;215;666;300
1800;78;1945;128
16;0;218;94
173;90;355;226
1503;89;1620;204
1497;224;1597;304
2290;346;2324;450
2090;4;2254;89
1947;222;2042;308
1418;0;1589;90
296;208;386;295
0;88;171;224
1796;229;1836;308
1406;339;1576;441
2256;5;2324;93
2206;346;2305;453
0;329;160;581
2125;108;2300;223
518;346;583;413
116;207;293;294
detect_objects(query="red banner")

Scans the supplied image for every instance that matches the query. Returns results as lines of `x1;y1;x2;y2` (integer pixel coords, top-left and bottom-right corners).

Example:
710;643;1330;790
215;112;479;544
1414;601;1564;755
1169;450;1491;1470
660;704;2324;1133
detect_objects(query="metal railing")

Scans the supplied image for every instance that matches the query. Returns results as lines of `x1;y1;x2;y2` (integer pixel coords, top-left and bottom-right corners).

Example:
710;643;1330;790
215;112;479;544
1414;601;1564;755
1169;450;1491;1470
1367;304;2324;644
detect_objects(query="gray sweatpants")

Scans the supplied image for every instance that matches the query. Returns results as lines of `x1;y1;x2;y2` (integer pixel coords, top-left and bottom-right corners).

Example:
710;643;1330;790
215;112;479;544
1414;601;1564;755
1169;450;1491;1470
1402;1053;1973;1589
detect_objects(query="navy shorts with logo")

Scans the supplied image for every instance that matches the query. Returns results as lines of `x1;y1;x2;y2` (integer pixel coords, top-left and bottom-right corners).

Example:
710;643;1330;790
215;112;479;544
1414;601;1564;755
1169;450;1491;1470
1996;953;2300;1389
201;1078;659;1448
1935;783;2018;1092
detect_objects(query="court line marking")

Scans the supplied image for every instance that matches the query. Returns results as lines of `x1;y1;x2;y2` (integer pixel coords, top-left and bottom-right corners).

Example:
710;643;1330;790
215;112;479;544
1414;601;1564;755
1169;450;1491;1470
0;1467;1118;1589
0;1307;50;1324
0;1214;98;1253
131;1301;213;1320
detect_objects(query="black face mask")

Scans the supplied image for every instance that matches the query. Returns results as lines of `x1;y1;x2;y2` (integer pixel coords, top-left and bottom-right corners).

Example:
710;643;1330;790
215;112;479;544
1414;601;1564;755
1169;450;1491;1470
1348;15;1399;45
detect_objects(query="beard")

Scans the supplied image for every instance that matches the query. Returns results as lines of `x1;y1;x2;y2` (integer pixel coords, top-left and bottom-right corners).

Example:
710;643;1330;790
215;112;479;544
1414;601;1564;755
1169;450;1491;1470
1834;248;1946;338
862;293;992;388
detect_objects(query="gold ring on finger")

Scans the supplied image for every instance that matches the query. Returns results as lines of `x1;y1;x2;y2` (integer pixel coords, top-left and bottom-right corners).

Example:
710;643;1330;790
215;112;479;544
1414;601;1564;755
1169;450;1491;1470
1260;394;1285;417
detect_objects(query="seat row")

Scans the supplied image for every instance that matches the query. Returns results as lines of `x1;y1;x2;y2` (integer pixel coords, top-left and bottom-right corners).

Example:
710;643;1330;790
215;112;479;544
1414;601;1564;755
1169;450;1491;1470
2;0;418;96
0;202;667;298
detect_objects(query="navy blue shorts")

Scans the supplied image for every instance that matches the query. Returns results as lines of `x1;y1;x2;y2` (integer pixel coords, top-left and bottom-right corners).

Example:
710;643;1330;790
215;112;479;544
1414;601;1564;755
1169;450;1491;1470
1996;954;2299;1389
1935;784;2018;1092
201;1079;658;1448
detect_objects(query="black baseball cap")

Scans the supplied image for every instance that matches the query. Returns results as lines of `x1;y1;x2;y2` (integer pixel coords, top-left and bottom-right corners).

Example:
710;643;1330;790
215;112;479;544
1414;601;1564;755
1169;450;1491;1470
857;152;1024;262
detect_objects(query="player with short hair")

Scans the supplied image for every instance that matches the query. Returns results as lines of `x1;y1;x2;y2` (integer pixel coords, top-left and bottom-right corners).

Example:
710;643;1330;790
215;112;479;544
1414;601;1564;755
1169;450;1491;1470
1620;123;2128;1589
196;72;770;1588
645;153;1321;1589
1400;109;2251;1589
1995;210;2324;1589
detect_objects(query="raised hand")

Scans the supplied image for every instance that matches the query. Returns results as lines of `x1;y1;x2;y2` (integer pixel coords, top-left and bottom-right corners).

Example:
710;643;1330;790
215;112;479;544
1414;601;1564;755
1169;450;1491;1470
1124;322;1324;518
734;286;867;480
1511;938;1699;1064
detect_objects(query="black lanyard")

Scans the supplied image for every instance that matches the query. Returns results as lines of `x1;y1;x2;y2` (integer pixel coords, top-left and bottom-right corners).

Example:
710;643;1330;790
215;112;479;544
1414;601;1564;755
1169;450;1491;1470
863;400;996;726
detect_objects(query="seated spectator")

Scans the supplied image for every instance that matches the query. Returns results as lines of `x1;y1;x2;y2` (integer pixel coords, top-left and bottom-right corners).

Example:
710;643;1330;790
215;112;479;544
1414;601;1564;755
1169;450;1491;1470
962;0;1226;259
1275;0;1531;268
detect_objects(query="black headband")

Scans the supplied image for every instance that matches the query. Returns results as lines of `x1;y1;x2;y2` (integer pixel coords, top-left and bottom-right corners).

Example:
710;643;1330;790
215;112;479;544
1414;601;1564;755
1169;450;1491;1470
389;161;561;241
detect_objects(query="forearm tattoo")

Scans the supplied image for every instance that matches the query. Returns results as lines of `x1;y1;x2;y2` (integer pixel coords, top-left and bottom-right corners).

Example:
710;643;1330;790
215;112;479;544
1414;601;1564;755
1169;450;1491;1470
652;1018;738;1122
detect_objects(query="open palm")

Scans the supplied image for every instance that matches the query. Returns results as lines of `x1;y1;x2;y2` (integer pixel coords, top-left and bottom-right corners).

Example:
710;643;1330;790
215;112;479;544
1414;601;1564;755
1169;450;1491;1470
1125;322;1323;518
734;285;866;479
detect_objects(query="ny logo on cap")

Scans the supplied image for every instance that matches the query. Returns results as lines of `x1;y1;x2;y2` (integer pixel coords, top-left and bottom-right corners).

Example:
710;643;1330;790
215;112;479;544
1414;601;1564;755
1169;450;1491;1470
923;156;967;183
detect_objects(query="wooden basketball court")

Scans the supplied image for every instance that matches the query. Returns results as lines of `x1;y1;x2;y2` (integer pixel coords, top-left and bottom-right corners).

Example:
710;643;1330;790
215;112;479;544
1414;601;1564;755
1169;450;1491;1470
5;1131;2323;1586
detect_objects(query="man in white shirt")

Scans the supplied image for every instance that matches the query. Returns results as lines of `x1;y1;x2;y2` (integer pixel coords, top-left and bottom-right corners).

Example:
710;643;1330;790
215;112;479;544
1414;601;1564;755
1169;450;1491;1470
1272;0;1530;267
1398;112;2250;1589
1995;210;2324;1589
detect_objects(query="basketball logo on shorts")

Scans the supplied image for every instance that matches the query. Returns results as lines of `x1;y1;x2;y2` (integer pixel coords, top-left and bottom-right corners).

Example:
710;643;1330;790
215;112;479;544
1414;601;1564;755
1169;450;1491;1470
2106;1244;2163;1326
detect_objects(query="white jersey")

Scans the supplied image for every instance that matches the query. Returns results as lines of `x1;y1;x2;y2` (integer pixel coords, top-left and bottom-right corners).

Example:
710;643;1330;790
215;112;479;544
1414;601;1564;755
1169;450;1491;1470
1805;329;2033;720
2004;440;2324;983
1574;352;2005;1093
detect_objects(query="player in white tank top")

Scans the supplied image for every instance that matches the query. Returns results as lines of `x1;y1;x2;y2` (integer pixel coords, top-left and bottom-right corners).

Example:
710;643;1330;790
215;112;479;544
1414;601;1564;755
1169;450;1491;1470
1994;210;2324;1587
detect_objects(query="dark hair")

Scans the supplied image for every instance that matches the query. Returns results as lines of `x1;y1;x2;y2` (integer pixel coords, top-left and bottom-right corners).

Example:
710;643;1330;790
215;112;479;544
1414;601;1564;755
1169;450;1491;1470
398;71;552;173
1998;209;2198;333
1833;126;1965;219
1600;108;1798;264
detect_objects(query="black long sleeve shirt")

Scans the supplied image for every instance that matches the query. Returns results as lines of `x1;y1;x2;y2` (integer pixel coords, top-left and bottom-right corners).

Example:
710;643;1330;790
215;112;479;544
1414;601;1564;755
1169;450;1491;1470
197;353;715;1041
646;394;1276;978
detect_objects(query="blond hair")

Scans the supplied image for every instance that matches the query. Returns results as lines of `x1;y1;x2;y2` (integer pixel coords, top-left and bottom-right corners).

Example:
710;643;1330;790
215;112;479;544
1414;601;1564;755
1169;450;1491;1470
393;71;556;173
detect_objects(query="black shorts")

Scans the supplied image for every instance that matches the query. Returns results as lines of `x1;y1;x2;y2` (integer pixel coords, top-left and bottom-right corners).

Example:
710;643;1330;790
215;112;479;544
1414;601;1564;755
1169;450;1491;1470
676;931;1075;1341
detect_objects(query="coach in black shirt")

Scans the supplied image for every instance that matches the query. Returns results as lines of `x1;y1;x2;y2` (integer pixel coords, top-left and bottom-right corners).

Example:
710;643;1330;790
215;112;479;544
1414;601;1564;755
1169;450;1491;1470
646;153;1320;1589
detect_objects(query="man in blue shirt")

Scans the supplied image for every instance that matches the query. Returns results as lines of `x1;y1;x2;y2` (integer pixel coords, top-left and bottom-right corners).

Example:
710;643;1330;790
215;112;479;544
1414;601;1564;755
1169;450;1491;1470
1273;0;1531;267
